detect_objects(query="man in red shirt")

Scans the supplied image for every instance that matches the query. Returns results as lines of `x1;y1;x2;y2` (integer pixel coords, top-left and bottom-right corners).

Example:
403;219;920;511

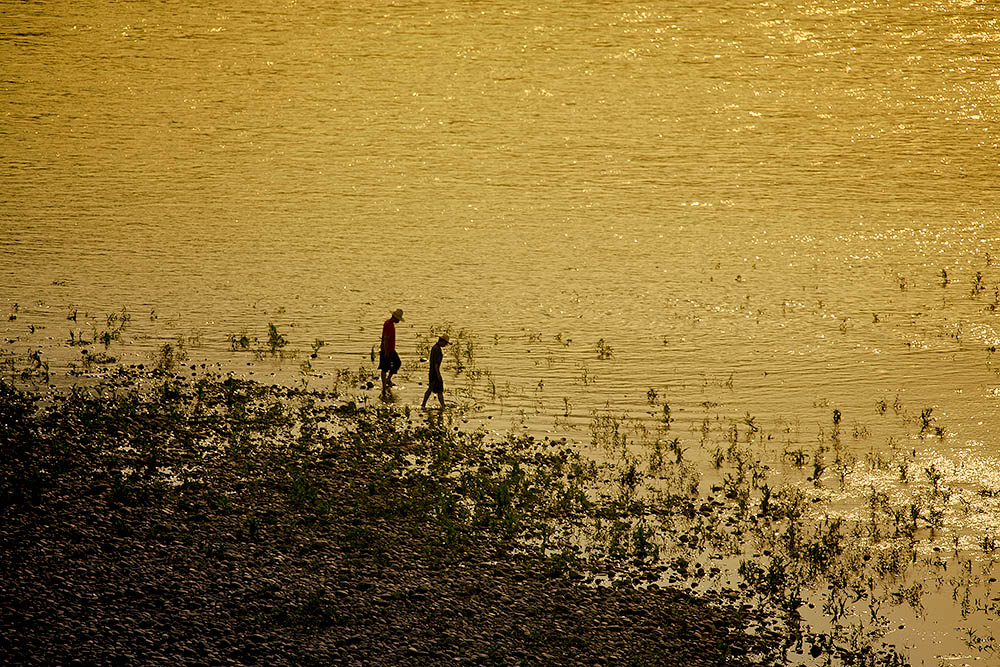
379;308;404;393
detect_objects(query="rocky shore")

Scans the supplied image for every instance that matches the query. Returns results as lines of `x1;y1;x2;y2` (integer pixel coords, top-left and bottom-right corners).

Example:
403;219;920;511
2;367;789;665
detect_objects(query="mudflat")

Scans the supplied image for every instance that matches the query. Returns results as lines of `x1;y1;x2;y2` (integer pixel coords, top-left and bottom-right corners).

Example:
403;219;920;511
0;367;789;666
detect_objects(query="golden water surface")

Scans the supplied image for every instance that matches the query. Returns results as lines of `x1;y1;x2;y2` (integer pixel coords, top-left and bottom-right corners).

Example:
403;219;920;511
3;1;1000;662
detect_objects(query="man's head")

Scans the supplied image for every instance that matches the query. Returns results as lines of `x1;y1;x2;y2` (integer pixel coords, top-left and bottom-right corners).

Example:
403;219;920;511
391;308;404;322
439;334;450;346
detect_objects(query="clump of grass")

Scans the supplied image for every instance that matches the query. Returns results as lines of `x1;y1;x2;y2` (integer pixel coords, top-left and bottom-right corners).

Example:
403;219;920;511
227;324;291;358
152;338;188;372
918;407;945;438
784;448;807;467
266;323;288;355
78;349;117;373
595;338;614;360
98;307;132;348
970;271;985;298
21;349;49;383
667;437;684;463
228;331;251;351
68;330;91;347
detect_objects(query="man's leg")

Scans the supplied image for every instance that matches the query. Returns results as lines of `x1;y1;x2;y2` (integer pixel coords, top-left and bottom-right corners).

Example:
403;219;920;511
386;352;400;386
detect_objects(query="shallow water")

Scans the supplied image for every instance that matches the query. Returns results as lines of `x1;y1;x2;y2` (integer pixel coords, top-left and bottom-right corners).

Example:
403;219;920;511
3;0;1000;662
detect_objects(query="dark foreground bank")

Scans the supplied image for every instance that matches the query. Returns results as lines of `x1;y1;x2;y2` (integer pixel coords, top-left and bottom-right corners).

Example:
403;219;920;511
1;367;788;665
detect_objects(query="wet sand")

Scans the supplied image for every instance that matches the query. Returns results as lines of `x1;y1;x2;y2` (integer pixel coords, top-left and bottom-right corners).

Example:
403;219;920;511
0;368;798;666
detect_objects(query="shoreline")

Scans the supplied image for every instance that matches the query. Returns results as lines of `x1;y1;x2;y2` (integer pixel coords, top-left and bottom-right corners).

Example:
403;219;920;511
2;365;909;665
0;366;785;665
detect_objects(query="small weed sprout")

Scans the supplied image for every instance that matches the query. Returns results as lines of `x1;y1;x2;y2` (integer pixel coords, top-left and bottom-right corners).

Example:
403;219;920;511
711;446;724;469
595;338;614;360
266;323;288;355
971;271;985;297
228;331;251;351
79;349;117;372
22;348;50;383
649;440;666;474
811;454;825;486
785;448;807;467
919;407;935;435
68;330;91;347
310;339;325;358
153;339;188;372
107;306;131;331
95;307;132;348
667;437;685;463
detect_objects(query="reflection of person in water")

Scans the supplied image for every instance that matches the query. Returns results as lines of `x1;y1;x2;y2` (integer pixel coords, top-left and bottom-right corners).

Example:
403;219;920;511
421;334;449;409
379;308;404;393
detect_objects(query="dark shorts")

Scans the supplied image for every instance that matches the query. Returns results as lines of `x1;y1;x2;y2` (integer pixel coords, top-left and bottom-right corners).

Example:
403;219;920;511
379;350;401;374
428;374;444;394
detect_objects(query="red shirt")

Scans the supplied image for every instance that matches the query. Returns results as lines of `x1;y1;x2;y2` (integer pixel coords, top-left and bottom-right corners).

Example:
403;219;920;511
381;318;396;353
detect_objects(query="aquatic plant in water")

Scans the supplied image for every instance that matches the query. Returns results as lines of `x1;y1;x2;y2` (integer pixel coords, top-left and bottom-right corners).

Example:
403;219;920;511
595;338;614;360
152;338;188;372
228;331;251;351
97;307;131;348
266;323;288;355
